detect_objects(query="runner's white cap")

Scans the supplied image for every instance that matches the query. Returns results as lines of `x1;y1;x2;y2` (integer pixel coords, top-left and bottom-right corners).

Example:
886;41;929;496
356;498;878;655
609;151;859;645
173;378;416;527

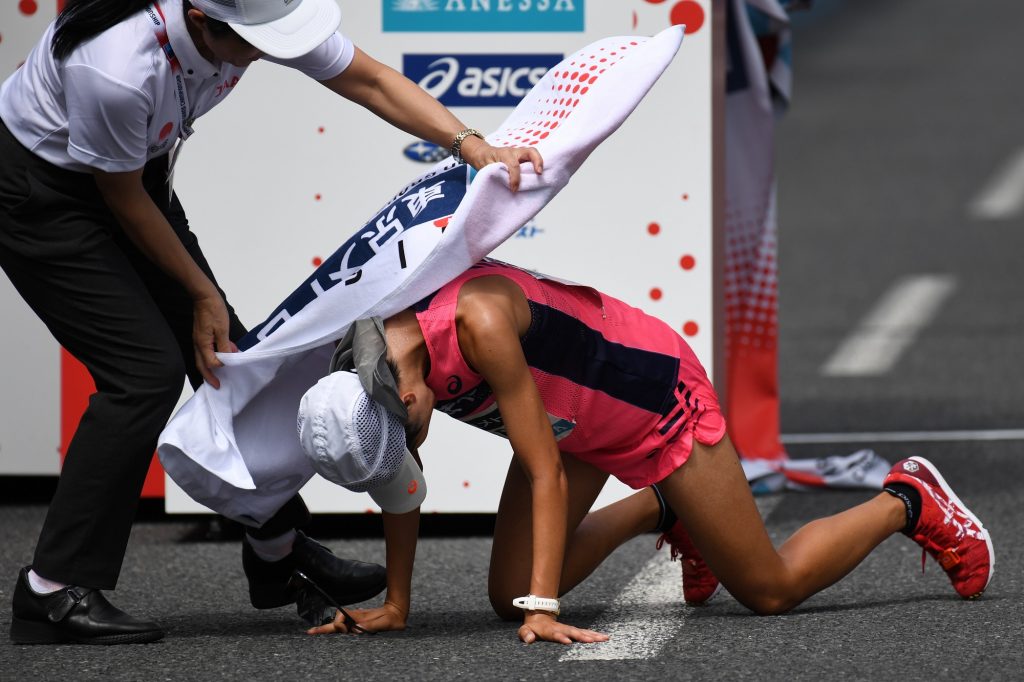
297;371;426;514
190;0;341;59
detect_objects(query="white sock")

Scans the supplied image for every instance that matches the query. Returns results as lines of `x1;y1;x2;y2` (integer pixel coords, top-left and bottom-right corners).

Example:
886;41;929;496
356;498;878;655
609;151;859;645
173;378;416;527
28;569;68;595
245;529;297;563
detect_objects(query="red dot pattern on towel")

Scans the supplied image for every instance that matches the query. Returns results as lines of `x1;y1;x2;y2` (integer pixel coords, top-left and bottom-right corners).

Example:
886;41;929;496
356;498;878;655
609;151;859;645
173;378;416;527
490;39;646;148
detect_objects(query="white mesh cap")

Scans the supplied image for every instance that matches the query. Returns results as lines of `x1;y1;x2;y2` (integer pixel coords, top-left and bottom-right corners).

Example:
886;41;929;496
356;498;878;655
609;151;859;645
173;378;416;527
191;0;341;59
297;371;426;513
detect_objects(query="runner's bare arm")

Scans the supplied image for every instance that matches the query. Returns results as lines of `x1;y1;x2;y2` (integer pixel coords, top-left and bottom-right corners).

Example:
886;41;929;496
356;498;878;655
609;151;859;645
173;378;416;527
456;280;606;645
307;508;419;635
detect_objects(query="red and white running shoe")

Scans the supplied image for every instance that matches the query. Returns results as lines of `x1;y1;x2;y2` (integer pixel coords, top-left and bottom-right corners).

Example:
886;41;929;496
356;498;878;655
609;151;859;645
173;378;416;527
884;456;995;599
656;521;722;606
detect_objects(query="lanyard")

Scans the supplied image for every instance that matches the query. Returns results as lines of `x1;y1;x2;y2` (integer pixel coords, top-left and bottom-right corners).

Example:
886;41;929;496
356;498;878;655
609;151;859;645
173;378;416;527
151;2;195;140
149;2;196;194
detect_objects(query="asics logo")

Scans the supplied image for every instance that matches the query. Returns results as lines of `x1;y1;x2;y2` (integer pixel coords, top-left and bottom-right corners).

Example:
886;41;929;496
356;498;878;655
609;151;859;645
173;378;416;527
903;461;920;473
403;54;561;107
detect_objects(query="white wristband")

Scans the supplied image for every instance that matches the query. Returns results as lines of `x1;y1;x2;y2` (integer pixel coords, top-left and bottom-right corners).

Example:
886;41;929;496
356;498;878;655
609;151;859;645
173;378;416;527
512;594;560;616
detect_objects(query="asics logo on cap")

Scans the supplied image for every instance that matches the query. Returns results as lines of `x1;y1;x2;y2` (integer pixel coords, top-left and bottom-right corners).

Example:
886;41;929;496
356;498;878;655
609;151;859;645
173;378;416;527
903;461;920;472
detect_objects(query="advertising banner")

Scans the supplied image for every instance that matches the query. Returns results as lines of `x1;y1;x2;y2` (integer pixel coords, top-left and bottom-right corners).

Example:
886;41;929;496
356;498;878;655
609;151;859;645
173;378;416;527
0;1;719;514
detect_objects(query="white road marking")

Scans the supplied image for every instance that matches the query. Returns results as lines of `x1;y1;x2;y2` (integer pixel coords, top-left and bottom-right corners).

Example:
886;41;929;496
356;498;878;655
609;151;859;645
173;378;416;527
561;496;782;662
558;554;685;661
969;147;1024;219
821;275;956;377
782;428;1024;445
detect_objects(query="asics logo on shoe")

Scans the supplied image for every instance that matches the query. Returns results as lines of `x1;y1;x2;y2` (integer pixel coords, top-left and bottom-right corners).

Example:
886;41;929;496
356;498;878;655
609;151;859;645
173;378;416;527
903;461;920;473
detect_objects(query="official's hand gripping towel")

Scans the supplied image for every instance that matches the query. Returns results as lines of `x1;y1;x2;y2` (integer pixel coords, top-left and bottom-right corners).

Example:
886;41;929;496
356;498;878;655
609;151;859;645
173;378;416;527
158;27;686;526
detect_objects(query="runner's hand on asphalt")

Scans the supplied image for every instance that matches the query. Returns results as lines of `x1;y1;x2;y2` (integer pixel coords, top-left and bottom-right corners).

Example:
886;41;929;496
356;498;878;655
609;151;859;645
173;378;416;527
517;612;609;645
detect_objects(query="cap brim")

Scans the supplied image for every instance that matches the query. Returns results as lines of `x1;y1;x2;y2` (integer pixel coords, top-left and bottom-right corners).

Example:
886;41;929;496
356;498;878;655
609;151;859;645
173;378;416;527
231;0;341;60
367;449;426;514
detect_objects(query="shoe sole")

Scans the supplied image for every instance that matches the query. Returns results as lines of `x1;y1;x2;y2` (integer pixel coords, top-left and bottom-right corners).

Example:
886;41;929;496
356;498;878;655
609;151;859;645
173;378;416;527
10;617;165;645
907;456;996;596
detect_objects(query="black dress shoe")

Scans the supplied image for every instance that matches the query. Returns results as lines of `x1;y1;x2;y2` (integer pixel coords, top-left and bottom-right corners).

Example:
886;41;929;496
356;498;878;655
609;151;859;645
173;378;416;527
242;531;386;609
10;567;164;645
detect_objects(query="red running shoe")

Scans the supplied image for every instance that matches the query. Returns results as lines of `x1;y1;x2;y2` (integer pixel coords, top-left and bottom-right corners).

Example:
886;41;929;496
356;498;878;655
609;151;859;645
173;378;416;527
656;521;722;605
884;456;994;599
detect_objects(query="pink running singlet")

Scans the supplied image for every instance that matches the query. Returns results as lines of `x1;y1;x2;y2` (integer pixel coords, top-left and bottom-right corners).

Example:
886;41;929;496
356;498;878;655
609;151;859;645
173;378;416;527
413;260;727;488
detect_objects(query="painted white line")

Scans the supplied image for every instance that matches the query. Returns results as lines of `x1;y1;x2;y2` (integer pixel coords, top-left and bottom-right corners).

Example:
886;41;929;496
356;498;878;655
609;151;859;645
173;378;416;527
782;428;1024;445
561;497;782;662
821;275;956;377
559;553;682;661
969;147;1024;219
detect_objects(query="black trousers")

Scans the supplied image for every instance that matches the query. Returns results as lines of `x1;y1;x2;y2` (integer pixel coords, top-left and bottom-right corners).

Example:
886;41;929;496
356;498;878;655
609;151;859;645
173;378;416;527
0;121;308;589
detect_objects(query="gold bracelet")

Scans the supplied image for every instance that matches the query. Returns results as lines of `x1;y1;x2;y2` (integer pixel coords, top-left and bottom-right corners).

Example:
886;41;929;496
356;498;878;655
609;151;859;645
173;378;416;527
450;128;484;164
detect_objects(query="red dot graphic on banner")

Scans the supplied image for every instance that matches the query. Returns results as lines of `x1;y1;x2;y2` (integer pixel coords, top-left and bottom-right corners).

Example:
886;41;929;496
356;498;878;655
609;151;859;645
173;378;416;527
670;1;705;34
683;321;699;336
463;480;470;488
158;122;173;140
19;0;38;16
644;0;668;4
680;254;696;270
312;257;322;267
317;126;325;134
650;287;663;301
682;193;689;201
314;193;322;201
647;222;661;235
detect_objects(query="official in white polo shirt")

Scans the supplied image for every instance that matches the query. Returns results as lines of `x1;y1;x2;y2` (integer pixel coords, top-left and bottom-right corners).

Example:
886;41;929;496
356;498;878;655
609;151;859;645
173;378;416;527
0;0;543;645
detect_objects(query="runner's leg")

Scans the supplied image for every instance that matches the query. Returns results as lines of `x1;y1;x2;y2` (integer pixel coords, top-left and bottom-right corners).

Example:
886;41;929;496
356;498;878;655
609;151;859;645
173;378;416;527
657;435;906;614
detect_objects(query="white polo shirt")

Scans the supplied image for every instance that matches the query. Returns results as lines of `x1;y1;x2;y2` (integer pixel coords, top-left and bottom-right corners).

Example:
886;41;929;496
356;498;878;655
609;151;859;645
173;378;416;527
0;0;354;173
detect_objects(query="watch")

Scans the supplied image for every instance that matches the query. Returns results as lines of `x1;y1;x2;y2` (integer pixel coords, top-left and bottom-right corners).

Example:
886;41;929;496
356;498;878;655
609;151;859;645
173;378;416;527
512;594;560;616
450;128;484;164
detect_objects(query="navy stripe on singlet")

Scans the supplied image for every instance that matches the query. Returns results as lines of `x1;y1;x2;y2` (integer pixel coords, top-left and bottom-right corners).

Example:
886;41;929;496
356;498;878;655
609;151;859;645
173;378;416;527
435;380;494;418
522;301;678;414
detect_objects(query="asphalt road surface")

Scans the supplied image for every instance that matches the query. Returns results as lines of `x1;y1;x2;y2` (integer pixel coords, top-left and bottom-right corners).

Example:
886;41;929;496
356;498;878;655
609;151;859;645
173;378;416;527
3;1;1022;679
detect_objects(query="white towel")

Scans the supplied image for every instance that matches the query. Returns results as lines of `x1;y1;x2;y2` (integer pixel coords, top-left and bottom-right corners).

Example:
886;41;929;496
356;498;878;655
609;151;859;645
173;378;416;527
158;27;686;526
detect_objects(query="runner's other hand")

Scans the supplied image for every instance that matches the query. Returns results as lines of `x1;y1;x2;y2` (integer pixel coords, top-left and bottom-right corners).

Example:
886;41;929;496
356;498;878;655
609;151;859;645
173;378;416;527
307;601;407;635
